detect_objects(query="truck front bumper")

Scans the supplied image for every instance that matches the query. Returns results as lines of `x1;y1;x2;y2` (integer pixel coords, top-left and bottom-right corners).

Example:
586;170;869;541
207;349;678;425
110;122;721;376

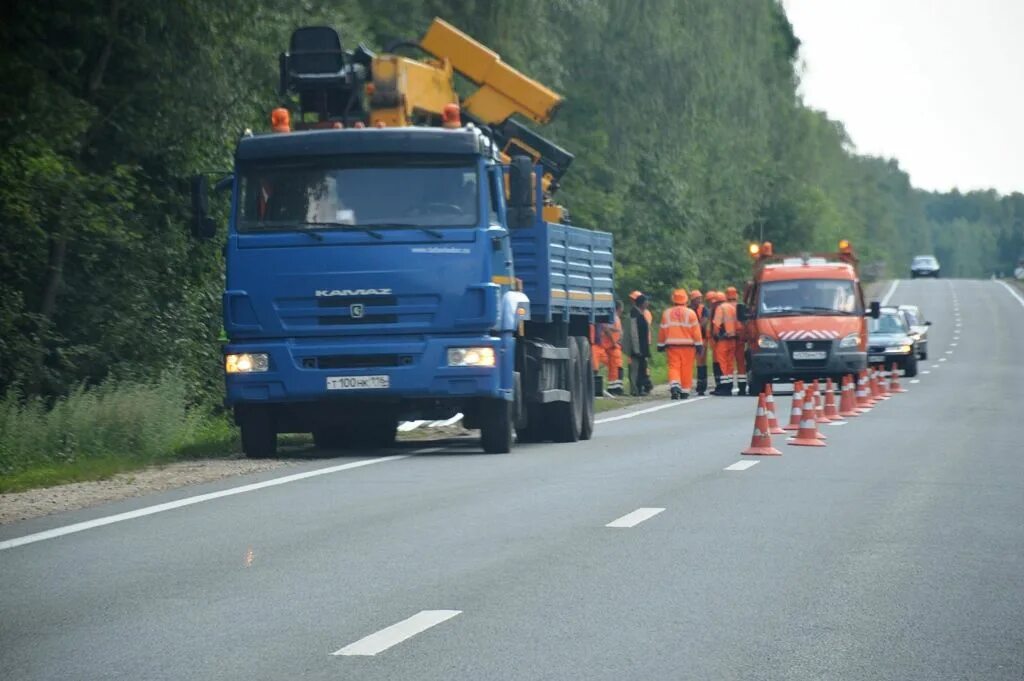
749;349;866;382
224;334;514;406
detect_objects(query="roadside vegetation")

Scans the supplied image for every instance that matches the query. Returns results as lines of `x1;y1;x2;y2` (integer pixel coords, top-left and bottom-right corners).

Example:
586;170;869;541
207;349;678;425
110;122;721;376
1;1;1021;491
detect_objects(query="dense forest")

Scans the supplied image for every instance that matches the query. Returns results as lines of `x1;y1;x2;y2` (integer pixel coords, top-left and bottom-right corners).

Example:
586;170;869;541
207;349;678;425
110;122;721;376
2;0;1022;408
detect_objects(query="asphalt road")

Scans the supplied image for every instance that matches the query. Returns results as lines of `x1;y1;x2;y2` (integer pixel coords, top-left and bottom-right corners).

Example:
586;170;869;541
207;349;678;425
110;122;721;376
2;278;1022;680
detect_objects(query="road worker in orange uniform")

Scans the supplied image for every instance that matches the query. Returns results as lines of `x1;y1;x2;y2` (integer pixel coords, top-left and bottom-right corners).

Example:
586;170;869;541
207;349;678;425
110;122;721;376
705;291;724;391
657;289;704;400
689;290;709;396
592;300;624;395
712;286;747;395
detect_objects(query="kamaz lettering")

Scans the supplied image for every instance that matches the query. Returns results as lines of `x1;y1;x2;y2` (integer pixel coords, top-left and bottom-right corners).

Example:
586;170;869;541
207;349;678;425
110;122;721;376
315;289;393;297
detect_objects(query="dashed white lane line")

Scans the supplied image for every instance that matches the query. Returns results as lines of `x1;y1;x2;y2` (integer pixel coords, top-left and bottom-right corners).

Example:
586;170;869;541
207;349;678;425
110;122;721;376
910;379;921;384
939;358;948;362
333;610;462;656
724;460;760;471
922;370;931;374
997;280;1024;309
880;279;900;306
596;396;709;424
950;342;958;347
606;507;666;528
945;350;954;354
0;450;441;552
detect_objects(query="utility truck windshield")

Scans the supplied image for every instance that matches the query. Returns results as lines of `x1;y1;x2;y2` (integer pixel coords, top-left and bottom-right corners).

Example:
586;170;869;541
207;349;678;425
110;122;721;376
238;156;480;233
758;279;859;316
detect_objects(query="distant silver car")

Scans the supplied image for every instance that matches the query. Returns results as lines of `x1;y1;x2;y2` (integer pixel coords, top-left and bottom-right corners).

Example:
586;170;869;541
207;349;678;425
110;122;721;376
898;304;930;360
910;255;940;278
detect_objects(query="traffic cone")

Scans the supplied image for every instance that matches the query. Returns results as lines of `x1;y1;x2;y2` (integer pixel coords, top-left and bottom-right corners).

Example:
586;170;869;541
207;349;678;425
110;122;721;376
878;365;892;397
869;367;884;401
741;394;783;456
875;365;891;400
764;384;786;435
855;370;873;412
838;374;859;418
890;363;907;393
811;379;833;424
787;391;826;447
784;380;805;431
823;378;843;421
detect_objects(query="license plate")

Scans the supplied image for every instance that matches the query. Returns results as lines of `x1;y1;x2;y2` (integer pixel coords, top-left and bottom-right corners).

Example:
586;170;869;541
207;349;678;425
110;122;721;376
326;375;390;390
792;351;827;360
868;355;884;363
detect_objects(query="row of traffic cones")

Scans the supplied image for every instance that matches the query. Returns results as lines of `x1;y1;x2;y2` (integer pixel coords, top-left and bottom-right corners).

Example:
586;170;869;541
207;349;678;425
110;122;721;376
740;365;906;455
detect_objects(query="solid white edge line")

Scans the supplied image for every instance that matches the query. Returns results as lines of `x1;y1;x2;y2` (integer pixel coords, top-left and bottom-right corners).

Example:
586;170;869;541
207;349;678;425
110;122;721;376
596;396;709;424
0;453;414;552
724;460;759;471
606;507;666;528
997;280;1024;309
880;279;900;306
333;610;462;656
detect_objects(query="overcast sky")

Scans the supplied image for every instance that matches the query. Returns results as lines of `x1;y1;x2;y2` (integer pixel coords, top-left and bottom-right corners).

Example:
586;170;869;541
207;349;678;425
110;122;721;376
782;0;1024;195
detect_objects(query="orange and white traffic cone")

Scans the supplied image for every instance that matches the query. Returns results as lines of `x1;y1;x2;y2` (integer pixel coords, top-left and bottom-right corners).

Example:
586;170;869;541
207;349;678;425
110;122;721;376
869;367;884;401
838;374;859;418
784;380;805;431
823;378;843;421
890;363;907;393
787;391;826;447
878;365;892;397
764;384;786;435
856;370;873;412
742;394;783;456
811;379;833;428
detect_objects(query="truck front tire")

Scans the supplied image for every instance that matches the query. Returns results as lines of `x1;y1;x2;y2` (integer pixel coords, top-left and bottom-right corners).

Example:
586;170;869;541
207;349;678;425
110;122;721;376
239;411;277;459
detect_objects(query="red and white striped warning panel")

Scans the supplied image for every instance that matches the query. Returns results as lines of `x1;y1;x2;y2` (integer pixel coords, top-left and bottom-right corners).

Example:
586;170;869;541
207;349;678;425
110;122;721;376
777;330;840;340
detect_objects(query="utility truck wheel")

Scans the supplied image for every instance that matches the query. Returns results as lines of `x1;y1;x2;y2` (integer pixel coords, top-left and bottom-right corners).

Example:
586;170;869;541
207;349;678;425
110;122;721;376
576;337;595;440
550;339;583;443
480;398;513;454
746;370;766;397
240;412;277;459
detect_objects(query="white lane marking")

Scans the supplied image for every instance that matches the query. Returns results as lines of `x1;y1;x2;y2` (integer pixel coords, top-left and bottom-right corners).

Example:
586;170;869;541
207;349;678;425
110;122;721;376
606;507;665;528
950;342;958;347
725;460;759;471
922;370;931;374
997;280;1024;309
939;358;948;362
910;379;921;384
931;364;941;368
0;453;421;552
880;280;900;306
333;610;461;656
945;350;954;354
596;396;709;424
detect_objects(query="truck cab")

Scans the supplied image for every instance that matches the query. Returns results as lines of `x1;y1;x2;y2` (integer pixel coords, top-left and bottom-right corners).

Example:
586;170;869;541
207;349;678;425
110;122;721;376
740;241;878;394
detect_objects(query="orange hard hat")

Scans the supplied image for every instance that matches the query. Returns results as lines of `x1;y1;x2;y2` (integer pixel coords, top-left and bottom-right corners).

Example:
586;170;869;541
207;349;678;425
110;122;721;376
690;289;703;300
708;291;721;303
672;289;689;305
725;286;738;301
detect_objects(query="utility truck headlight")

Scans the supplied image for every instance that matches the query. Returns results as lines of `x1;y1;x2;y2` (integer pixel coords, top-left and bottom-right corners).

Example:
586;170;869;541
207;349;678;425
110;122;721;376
885;345;912;354
447;347;496;367
757;334;779;349
225;353;269;373
839;333;860;348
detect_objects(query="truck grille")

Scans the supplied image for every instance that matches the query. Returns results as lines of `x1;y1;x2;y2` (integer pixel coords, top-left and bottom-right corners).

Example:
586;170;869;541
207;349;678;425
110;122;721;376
301;354;412;369
786;339;832;369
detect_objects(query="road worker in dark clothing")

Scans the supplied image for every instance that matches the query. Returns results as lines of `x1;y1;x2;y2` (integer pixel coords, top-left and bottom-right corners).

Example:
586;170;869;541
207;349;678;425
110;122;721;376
689;290;709;396
621;291;652;396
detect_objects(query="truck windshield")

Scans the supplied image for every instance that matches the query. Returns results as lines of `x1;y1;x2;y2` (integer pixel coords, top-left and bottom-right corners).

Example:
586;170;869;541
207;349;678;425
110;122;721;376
758;279;859;316
238;156;480;233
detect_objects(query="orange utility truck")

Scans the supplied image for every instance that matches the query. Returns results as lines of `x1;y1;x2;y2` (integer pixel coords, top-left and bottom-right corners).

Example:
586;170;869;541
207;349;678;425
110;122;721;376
738;240;880;394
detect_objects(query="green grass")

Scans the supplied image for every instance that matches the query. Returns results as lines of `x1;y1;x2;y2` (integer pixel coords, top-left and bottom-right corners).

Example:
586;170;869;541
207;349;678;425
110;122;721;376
0;377;240;494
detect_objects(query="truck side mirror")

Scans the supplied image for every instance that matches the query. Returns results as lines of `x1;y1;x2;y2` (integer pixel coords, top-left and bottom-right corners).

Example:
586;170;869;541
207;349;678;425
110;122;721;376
190;175;217;240
736;303;749;321
868;301;880;319
506;156;535;229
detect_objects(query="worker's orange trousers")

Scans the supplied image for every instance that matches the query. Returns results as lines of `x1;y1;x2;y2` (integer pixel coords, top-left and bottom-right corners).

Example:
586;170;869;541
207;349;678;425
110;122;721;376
593;345;622;382
666;346;697;390
715;338;746;377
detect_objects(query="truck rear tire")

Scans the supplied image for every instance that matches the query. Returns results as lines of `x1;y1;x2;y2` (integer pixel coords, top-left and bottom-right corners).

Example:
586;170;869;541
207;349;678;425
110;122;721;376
349;418;398;450
240;412;277;459
313;427;347;450
576;337;595;440
480;398;513;454
549;338;583;443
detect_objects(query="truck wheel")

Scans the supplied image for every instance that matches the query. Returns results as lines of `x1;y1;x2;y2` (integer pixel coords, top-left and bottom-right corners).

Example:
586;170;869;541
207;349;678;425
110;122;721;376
746;369;766;397
516;404;546;443
480;398;513;454
903;353;918;378
549;338;582;443
349;418;398;450
240;413;277;459
576;337;595;440
313;427;347;450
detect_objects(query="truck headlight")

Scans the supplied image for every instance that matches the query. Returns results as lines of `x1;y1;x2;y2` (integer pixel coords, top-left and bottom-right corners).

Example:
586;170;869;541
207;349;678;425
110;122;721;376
839;333;860;348
885;345;912;354
447;347;496;367
757;334;779;349
225;353;269;373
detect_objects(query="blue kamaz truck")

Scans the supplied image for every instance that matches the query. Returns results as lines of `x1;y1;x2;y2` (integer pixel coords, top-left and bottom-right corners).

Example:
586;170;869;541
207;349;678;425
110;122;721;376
191;20;614;455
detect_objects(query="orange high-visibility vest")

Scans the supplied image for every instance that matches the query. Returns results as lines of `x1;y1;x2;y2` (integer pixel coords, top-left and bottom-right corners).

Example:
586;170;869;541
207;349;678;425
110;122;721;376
658;306;702;346
713;301;739;338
